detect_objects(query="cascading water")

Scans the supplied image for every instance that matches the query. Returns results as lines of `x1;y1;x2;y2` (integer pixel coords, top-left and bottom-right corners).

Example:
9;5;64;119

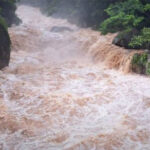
0;5;150;150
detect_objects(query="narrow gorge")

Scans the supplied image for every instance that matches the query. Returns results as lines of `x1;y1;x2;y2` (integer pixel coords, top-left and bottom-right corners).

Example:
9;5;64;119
0;3;150;150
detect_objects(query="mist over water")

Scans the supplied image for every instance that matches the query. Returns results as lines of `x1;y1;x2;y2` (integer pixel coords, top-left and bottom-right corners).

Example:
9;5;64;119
0;4;150;150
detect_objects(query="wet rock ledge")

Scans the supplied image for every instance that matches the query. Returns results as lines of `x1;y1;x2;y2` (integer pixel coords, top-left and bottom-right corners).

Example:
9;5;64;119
0;24;11;69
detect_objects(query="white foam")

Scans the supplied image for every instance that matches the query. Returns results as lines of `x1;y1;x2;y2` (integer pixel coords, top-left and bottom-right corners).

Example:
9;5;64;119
0;4;150;150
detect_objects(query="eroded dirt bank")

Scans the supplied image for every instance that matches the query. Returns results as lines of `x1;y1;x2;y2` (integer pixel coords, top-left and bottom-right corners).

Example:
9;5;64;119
0;5;150;150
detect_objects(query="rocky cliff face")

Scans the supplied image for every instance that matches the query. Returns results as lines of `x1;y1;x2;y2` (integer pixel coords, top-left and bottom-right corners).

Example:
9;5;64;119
0;24;11;69
0;0;20;69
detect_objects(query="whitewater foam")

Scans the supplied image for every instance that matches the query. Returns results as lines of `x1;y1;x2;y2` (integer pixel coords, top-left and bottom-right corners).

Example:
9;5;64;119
0;5;149;150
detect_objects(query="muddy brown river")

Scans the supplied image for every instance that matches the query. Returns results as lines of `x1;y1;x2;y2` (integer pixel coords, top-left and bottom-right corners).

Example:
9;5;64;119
0;5;150;150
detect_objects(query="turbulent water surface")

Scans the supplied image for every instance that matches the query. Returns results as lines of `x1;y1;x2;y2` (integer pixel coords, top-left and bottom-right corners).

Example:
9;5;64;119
0;5;150;150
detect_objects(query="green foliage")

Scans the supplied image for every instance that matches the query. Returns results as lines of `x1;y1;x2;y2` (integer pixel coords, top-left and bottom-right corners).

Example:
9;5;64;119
129;28;150;48
131;53;149;74
100;12;144;34
0;16;7;30
101;0;144;33
146;62;150;75
132;53;148;66
144;4;150;11
100;0;150;49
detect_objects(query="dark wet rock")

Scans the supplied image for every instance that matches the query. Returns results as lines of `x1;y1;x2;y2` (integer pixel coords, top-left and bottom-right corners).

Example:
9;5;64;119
50;26;74;33
0;24;11;69
113;29;139;49
0;0;21;27
132;63;146;74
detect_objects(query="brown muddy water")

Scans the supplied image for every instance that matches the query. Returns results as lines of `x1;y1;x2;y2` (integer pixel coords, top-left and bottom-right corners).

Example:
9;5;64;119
0;5;150;150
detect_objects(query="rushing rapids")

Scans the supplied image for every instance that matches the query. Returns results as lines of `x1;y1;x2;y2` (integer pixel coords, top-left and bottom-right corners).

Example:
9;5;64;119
0;5;150;150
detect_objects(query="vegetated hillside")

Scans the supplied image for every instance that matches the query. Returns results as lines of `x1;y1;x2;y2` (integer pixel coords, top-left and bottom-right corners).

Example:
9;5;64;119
100;0;150;50
0;0;20;69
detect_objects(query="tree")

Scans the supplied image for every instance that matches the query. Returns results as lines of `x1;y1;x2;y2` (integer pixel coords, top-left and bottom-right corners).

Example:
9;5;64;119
100;0;150;49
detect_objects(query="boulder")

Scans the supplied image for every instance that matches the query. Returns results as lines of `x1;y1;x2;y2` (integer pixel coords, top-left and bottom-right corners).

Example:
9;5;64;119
50;26;74;33
112;29;139;49
0;24;11;69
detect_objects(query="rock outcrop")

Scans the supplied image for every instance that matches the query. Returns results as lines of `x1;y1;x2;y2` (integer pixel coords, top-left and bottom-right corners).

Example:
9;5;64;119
0;24;11;69
0;0;21;27
0;0;21;69
50;26;74;33
112;29;139;49
131;52;150;75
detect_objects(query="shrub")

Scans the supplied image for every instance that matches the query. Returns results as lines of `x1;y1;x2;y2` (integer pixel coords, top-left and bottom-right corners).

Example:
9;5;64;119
100;0;150;49
129;28;150;49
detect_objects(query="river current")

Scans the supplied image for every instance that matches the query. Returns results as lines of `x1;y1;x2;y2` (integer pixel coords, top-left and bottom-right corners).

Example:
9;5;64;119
0;5;150;150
